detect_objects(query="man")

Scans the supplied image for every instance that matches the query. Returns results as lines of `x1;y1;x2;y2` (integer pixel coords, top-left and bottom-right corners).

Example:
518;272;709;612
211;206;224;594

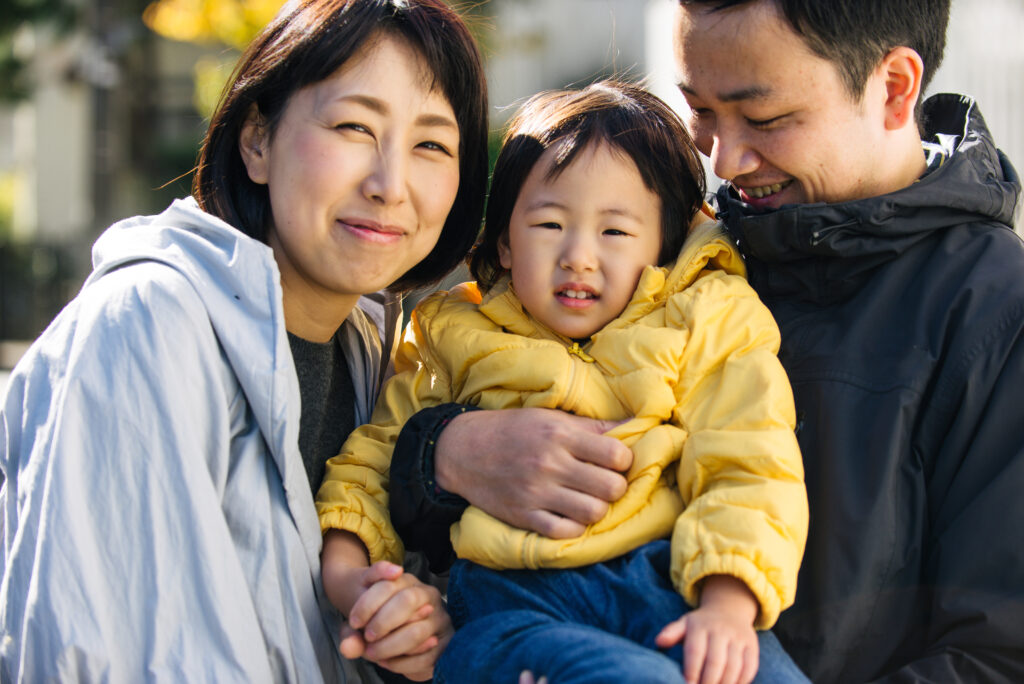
387;1;1024;680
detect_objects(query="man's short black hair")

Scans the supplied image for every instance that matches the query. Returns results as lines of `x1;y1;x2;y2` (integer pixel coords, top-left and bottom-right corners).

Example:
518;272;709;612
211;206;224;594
680;0;951;102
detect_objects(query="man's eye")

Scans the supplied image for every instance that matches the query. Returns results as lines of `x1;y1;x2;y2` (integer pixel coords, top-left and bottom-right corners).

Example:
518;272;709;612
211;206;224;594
747;114;787;129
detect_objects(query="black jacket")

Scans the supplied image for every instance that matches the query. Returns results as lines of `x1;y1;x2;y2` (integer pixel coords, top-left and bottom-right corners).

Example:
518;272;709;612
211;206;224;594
715;93;1024;683
389;94;1024;683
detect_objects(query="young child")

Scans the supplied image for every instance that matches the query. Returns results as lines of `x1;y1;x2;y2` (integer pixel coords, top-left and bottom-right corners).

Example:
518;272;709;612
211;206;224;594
316;81;809;684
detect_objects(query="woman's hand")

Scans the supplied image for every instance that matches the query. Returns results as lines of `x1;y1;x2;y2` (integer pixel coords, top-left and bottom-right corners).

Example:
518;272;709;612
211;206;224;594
322;531;451;681
434;408;633;538
655;575;760;684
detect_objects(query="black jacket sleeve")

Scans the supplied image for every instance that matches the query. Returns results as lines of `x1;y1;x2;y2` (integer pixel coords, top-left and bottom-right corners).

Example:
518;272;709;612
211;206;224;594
878;297;1024;682
388;403;476;573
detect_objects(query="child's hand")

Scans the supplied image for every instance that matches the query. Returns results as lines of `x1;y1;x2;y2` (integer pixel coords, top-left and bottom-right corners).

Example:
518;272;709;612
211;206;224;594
341;561;452;680
654;575;759;684
321;530;452;681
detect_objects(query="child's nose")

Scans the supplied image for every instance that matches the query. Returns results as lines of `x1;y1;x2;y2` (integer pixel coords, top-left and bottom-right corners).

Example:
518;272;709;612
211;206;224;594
559;235;598;273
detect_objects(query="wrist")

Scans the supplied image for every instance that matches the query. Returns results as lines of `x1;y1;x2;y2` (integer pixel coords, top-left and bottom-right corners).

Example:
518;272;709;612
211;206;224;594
698;574;759;625
428;405;478;498
321;529;370;614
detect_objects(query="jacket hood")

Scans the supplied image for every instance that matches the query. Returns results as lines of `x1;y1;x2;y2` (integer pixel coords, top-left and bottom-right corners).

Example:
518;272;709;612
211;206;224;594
87;198;305;505
715;94;1021;303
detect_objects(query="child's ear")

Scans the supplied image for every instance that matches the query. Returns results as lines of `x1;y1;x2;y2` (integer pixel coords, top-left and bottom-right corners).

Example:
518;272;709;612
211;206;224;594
239;104;270;184
498;232;513;270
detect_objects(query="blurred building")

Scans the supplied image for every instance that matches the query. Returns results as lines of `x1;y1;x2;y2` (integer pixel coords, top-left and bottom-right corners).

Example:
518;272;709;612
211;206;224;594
0;11;219;341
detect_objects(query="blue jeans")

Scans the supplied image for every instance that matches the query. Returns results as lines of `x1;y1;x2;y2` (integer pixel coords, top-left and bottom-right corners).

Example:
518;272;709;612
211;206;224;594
436;540;809;683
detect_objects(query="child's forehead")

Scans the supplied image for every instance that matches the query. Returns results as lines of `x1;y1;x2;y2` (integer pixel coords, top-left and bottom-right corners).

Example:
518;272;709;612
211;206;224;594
537;138;641;182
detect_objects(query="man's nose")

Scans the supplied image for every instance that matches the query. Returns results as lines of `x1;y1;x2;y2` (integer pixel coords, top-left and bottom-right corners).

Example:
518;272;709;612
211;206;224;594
709;130;759;181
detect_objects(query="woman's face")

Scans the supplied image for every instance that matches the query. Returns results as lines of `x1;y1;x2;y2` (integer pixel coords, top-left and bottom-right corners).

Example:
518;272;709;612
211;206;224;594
240;32;461;338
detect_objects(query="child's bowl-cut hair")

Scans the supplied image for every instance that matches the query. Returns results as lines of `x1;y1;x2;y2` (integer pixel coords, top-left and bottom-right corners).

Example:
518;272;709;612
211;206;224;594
471;79;706;292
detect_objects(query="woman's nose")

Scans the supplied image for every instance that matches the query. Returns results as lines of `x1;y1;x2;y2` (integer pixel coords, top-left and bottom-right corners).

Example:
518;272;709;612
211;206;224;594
362;144;410;206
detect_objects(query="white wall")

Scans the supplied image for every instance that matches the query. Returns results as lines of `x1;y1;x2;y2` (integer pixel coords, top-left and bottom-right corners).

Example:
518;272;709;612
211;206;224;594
484;0;649;122
8;27;93;242
928;0;1024;173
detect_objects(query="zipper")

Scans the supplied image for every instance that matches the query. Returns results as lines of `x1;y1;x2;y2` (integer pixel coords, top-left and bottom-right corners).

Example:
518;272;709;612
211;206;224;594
567;342;595;363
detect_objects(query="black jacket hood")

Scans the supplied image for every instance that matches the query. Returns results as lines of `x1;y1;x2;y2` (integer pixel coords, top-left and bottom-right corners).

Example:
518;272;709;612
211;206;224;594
715;94;1021;304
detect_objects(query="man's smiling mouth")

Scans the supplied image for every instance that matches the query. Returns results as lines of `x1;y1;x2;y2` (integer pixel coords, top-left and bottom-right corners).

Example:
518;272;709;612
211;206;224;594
742;180;793;199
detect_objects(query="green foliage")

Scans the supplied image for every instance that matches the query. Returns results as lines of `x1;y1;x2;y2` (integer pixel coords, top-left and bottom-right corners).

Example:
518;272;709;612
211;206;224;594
0;172;15;240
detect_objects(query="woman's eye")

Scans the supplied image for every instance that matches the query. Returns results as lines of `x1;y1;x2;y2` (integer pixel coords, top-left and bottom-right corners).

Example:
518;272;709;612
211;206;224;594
418;140;453;156
336;122;371;135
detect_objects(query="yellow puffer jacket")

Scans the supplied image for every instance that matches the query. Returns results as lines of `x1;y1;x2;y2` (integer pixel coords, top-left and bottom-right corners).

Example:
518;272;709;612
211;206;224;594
317;219;808;628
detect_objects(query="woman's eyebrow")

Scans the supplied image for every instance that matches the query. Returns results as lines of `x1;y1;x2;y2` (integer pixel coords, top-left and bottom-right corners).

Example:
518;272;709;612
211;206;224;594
331;93;457;129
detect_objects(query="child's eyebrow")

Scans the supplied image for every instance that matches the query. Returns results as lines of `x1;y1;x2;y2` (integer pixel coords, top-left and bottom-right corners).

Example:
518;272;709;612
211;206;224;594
598;207;643;221
522;199;568;213
524;200;643;222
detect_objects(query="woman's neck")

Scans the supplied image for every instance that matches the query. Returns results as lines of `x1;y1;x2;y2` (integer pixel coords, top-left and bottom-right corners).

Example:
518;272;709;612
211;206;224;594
280;285;360;343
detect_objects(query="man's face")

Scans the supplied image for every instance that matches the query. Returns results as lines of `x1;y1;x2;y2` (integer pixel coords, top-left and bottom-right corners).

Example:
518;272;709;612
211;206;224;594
673;1;893;209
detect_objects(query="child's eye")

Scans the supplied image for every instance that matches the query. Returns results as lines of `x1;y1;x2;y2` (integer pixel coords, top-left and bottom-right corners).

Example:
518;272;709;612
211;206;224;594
603;228;628;237
535;222;561;230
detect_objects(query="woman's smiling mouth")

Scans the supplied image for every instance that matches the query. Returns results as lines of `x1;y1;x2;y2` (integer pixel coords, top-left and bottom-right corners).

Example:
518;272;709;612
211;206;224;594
339;218;405;244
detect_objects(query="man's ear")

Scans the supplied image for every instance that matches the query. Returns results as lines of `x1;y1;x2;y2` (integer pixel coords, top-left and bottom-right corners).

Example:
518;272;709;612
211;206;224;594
239;104;270;184
497;232;512;270
880;46;924;131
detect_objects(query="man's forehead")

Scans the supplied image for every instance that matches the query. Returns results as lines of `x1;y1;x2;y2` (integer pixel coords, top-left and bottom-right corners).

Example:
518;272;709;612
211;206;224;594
673;0;822;102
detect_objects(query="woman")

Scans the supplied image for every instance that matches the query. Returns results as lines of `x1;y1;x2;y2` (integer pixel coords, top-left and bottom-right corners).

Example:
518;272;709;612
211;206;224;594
0;0;487;681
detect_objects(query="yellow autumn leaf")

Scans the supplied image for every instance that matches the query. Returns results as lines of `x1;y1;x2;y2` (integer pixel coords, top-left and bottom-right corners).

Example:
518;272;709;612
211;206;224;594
143;0;284;49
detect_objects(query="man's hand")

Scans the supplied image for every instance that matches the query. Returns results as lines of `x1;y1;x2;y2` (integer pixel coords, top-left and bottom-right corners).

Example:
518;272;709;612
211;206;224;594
655;575;759;684
434;408;633;538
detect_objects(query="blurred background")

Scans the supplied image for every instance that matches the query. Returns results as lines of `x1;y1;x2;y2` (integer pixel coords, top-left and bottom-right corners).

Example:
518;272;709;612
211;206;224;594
2;0;1023;387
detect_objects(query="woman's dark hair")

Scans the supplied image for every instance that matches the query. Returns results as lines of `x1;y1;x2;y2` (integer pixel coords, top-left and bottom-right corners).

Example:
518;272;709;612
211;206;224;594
193;0;488;292
471;80;706;293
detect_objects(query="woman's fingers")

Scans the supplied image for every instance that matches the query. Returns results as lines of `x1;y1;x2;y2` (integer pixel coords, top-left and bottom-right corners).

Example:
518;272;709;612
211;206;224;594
346;562;404;630
355;575;444;645
338;622;367;659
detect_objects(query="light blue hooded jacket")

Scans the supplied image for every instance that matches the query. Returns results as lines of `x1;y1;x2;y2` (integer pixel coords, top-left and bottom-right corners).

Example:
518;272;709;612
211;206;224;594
0;198;397;682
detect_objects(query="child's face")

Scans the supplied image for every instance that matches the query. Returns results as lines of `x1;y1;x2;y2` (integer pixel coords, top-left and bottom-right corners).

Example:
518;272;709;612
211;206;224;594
499;142;662;340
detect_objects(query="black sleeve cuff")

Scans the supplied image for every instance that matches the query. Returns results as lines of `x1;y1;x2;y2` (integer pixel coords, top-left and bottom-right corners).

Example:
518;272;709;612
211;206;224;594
389;403;477;572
